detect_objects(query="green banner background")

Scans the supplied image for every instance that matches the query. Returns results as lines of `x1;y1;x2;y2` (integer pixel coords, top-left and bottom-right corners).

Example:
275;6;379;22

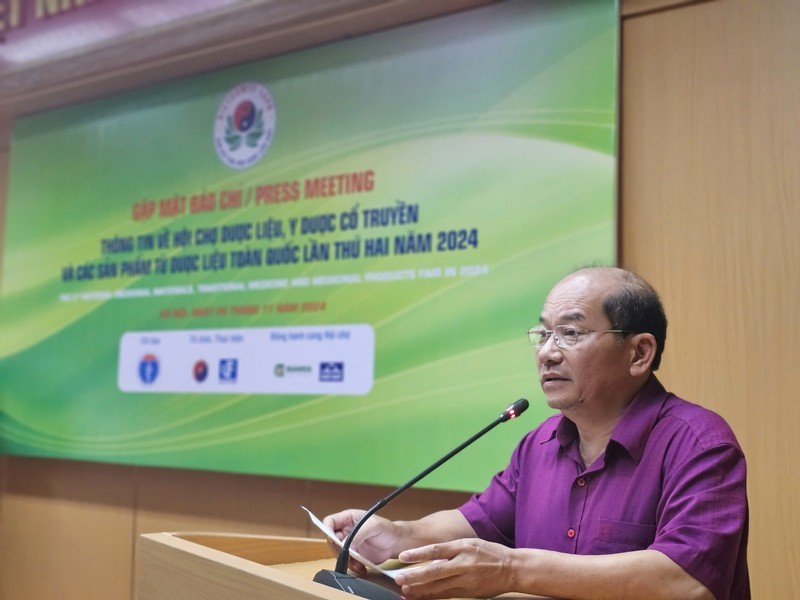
0;0;618;491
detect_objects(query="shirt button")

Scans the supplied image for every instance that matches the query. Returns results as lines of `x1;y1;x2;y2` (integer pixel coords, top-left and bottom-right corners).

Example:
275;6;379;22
577;477;586;487
567;528;576;538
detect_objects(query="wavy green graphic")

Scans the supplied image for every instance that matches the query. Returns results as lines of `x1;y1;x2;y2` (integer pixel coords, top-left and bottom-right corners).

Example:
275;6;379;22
0;0;618;491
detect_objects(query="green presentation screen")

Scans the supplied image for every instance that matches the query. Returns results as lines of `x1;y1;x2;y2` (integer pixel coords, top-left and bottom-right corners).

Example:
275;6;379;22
0;0;618;491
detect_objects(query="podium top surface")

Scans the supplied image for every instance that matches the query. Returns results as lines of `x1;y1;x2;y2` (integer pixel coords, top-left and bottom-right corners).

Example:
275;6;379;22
137;531;544;599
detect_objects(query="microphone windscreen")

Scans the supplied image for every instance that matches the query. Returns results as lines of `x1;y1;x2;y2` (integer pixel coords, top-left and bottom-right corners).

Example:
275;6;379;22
502;398;528;421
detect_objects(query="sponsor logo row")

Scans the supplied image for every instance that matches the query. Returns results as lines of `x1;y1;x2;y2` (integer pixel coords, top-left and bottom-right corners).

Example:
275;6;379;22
138;354;344;385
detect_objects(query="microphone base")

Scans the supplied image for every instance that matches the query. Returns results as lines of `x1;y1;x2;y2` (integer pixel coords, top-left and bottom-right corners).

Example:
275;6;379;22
313;569;402;600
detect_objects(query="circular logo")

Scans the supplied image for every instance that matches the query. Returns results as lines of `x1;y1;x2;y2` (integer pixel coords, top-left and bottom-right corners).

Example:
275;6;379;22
214;82;276;170
193;360;209;383
274;363;285;378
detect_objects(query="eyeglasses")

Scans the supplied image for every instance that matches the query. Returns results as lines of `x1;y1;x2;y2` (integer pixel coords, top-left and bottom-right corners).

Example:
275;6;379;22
527;325;634;350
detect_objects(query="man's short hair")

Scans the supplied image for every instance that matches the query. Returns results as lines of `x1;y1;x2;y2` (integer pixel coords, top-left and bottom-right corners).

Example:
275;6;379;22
601;270;668;371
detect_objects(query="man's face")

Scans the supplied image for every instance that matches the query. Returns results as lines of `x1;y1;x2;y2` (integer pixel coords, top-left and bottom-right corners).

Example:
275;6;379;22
537;272;631;414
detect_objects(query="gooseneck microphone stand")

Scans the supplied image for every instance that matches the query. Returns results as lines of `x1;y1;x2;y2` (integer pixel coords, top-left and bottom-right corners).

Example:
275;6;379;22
313;398;528;599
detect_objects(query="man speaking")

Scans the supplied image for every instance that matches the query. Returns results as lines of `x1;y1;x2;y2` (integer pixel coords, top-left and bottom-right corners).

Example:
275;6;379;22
324;267;749;600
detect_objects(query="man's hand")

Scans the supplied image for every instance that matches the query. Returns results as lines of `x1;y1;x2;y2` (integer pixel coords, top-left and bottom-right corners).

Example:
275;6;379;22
395;538;516;600
396;543;715;600
322;509;399;576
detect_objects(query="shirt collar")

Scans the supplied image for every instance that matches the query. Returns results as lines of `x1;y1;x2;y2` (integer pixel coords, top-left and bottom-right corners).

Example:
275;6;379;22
608;374;669;463
547;374;669;464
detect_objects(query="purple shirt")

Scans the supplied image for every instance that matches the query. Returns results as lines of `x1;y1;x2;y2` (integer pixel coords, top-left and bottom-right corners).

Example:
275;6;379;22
459;376;749;600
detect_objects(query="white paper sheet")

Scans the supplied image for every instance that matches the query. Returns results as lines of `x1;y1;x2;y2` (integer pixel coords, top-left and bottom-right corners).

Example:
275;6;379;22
302;506;422;581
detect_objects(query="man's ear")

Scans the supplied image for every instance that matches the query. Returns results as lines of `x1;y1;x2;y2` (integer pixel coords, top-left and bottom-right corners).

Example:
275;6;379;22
629;333;657;377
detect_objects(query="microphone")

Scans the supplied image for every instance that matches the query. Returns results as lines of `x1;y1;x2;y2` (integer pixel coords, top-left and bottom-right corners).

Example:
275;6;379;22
313;398;529;599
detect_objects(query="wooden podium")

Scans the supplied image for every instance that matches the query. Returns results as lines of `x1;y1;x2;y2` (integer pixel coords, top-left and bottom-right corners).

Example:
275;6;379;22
136;531;388;599
136;531;542;599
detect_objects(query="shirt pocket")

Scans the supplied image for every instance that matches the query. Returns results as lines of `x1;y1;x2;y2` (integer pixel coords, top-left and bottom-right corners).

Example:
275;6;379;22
592;518;657;553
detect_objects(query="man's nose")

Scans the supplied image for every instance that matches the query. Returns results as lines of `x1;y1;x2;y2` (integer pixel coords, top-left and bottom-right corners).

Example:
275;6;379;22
537;335;563;364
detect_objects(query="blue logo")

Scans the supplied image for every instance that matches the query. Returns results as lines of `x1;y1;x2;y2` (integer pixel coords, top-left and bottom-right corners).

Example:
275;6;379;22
139;354;159;384
319;362;344;382
193;360;209;382
219;358;238;382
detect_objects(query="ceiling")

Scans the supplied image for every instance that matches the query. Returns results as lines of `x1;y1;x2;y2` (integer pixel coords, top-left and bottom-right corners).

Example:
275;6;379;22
0;0;494;116
0;0;245;69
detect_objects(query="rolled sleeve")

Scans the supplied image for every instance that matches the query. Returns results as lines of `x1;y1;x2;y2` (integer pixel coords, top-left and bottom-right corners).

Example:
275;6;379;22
650;440;748;600
458;432;530;547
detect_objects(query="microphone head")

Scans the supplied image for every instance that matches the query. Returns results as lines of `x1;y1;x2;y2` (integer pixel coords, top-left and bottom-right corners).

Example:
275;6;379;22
501;398;528;421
